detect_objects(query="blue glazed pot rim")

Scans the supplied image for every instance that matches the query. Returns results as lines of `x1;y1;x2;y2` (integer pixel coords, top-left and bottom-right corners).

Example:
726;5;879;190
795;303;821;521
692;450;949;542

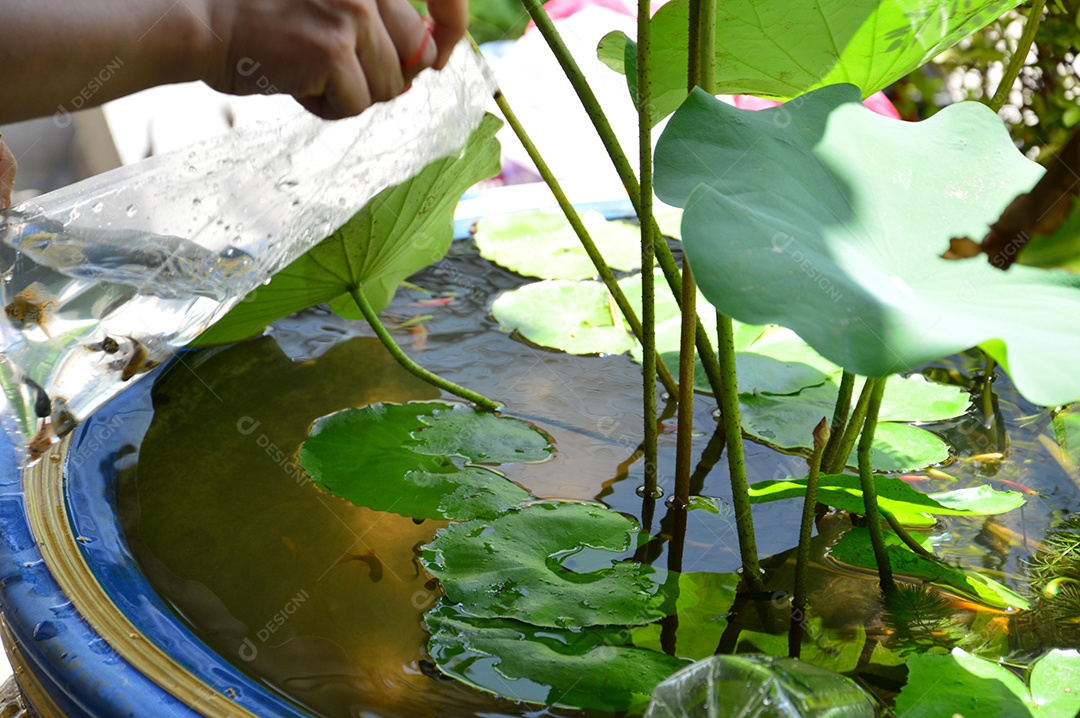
2;366;314;717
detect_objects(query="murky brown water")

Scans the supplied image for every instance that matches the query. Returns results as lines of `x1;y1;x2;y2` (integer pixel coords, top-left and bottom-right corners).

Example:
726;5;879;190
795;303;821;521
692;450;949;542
118;239;1080;716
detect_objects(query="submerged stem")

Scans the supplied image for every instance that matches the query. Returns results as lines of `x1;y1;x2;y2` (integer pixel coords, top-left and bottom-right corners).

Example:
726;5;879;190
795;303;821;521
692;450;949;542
883;511;935;560
491;89;678;396
349;286;499;412
791;418;830;658
988;0;1046;113
857;378;894;592
638;0;660;495
516;0;725;399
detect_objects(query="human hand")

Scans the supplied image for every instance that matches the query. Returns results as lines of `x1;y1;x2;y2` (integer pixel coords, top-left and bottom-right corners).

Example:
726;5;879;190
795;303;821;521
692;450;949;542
205;0;468;120
0;138;16;210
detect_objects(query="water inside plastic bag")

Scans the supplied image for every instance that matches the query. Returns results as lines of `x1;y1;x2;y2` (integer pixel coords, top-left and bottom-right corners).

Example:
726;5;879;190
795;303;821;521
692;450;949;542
0;42;495;459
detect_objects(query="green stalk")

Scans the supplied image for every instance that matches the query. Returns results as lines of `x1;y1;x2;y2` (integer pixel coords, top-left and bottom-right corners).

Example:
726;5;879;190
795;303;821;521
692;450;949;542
638;0;659;495
685;0;761;589
988;0;1047;113
883;511;935;559
349;285;499;412
790;418;830;658
491;90;678;397
673;263;697;508
715;316;763;591
517;0;725;399
857;378;894;592
821;371;855;472
826;377;875;475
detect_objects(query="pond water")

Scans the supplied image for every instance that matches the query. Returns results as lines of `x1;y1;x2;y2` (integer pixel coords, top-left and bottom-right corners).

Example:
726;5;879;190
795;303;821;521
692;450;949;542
117;238;1080;717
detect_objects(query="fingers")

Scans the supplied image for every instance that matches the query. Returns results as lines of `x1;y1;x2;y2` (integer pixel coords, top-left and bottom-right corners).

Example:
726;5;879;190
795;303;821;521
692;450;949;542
299;52;372;121
426;0;468;69
377;0;436;85
0;138;16;210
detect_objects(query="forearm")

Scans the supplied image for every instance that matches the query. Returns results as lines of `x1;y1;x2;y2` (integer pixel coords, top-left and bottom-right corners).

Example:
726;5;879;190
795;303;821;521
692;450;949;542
0;0;211;124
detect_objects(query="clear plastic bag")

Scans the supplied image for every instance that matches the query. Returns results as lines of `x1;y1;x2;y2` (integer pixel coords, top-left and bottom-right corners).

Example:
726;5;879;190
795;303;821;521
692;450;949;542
646;654;876;718
0;43;495;457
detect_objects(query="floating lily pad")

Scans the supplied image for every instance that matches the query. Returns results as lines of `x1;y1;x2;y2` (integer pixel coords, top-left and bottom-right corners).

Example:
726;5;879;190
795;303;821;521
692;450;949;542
194;114;502;345
493;270;837;396
655;85;1080;407
422;501;665;628
490;280;637;356
630;572;738;659
298;402;549;521
474;209;642;280
621;271;837;396
831;527;1029;610
749;474;1025;527
425;602;689;712
897;649;1080;718
740;374;965;471
598;0;1020;121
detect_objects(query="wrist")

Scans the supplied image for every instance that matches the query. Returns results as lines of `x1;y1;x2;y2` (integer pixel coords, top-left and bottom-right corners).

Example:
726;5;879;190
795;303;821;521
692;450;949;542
138;0;222;87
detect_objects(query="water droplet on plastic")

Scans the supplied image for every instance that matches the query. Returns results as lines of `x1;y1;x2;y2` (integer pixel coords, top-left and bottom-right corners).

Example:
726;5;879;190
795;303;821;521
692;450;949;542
125;204;137;217
91;202;104;213
636;485;665;499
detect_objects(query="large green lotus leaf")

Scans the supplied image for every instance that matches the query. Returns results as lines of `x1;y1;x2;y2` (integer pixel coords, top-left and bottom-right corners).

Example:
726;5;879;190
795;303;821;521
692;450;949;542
597;0;1021;122
630;572;738;659
422;501;665;628
474;209;642;280
740;374;964;471
830;527;1029;610
425;602;688;712
655;85;1080;407
192;114;502;346
298;402;548;521
490;279;637;355
749;474;1025;527
897;649;1080;718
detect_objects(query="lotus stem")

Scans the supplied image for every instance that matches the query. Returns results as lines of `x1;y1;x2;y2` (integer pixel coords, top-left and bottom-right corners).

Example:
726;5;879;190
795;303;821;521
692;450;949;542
715;316;764;591
791;417;830;658
685;0;761;591
490;89;678;397
637;0;660;496
349;285;500;412
673;263;698;509
988;0;1046;113
857;378;894;592
516;0;726;400
821;371;855;471
826;377;875;475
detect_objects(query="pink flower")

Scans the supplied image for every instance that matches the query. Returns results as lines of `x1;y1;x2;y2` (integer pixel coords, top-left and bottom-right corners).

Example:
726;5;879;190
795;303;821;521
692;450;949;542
725;91;901;119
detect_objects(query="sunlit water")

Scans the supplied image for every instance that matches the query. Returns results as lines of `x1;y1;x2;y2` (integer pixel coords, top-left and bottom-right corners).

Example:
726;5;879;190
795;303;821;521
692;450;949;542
117;239;1080;716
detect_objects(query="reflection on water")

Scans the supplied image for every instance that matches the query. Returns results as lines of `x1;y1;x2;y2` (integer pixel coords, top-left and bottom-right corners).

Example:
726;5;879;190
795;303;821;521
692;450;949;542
119;241;1080;717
